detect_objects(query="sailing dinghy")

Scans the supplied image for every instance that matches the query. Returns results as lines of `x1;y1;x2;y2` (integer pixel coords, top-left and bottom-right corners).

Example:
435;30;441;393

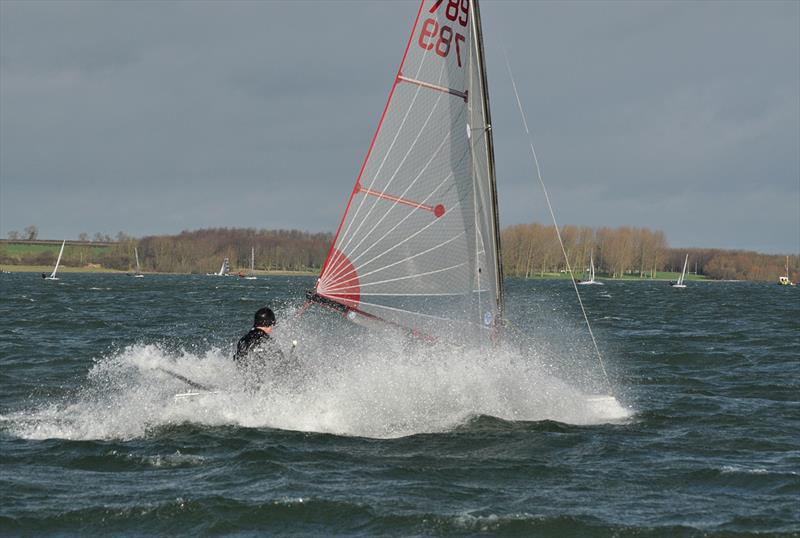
306;0;503;344
778;255;794;286
44;240;66;280
297;0;623;422
671;254;689;288
130;247;144;278
578;253;603;285
207;257;231;277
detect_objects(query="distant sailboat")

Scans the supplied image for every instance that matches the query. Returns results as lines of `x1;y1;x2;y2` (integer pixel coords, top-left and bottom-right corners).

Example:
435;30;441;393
578;253;603;285
671;254;689;288
214;257;230;276
130;247;144;278
244;247;257;280
778;255;794;286
44;240;66;280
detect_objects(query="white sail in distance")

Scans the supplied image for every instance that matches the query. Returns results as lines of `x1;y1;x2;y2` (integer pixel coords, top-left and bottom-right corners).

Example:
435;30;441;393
133;247;144;277
217;257;230;276
672;254;688;288
46;240;66;280
313;0;503;343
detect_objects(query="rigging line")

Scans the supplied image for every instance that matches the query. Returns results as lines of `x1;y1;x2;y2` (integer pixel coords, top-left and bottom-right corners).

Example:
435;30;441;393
331;81;426;271
331;14;447;264
324;104;455;286
355;292;467;297
326;232;466;291
321;199;464;290
353;302;496;335
323;134;462;287
319;1;426;281
333;116;473;274
346;298;456;322
327;261;467;292
330;29;435;268
321;172;457;288
329;61;453;280
502;43;612;391
324;118;474;286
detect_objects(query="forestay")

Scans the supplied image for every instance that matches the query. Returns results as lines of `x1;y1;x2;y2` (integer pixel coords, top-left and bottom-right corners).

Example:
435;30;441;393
313;0;503;344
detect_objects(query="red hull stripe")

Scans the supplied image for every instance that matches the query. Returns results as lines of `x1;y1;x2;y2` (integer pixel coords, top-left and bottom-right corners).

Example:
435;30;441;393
318;0;427;283
397;75;468;102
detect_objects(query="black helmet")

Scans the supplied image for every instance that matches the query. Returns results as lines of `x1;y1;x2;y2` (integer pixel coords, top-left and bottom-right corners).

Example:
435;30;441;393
253;307;276;327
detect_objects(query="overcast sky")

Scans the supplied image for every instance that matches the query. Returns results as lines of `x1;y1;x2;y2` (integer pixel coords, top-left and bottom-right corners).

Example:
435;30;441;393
1;0;798;253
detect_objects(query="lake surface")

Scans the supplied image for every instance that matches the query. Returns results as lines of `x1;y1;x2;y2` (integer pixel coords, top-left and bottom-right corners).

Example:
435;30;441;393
1;273;798;536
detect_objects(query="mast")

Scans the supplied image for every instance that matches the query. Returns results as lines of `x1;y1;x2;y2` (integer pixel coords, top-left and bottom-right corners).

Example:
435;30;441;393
471;0;504;322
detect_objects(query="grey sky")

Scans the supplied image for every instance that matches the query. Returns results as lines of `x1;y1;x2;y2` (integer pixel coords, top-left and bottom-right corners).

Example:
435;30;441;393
1;0;798;253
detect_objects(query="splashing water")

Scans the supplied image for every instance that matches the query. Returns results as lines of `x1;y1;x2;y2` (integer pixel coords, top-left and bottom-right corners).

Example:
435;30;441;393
3;320;631;441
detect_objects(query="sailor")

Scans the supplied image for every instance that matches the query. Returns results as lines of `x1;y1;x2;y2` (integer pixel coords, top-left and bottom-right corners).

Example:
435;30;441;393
233;307;297;387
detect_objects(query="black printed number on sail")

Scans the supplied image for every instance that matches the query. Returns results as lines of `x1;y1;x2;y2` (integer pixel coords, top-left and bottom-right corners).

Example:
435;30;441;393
418;0;469;67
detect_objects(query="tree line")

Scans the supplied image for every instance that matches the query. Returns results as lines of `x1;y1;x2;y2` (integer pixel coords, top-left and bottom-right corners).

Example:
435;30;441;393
1;225;796;282
500;224;798;282
0;228;332;273
6;225;124;243
135;228;332;274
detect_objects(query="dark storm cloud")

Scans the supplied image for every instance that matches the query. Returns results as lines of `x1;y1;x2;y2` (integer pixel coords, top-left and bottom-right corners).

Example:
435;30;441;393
1;0;797;252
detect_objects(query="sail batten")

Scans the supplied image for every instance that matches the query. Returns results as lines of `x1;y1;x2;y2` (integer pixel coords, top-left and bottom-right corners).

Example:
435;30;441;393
397;75;468;100
315;0;503;343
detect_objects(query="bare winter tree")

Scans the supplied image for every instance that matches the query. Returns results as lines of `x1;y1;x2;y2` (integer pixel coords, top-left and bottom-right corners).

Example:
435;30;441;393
7;230;20;240
24;225;38;240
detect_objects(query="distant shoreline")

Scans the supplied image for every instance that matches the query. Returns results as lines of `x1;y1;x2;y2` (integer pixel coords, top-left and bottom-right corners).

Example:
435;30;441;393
0;266;760;283
0;264;318;277
2;264;724;282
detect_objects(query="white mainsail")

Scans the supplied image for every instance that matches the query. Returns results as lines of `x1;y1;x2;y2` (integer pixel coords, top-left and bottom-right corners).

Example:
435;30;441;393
578;252;603;285
45;240;66;280
672;254;688;288
217;257;230;276
311;0;502;343
133;247;144;277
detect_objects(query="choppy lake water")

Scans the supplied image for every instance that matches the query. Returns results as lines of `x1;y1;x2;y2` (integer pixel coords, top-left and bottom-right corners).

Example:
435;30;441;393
1;273;798;536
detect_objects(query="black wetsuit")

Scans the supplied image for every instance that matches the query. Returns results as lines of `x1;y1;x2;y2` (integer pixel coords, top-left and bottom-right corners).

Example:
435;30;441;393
233;328;296;387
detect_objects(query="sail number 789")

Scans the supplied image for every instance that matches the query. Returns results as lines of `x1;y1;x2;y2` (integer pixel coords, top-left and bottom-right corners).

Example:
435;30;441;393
418;0;469;67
